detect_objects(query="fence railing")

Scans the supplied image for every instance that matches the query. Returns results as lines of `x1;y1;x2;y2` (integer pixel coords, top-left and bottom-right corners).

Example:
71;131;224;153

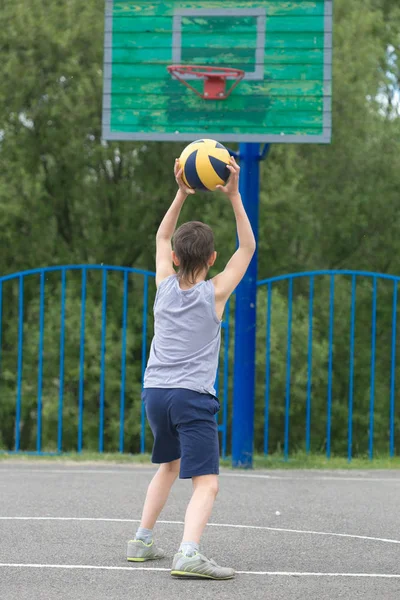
0;265;230;458
258;270;399;461
1;267;398;461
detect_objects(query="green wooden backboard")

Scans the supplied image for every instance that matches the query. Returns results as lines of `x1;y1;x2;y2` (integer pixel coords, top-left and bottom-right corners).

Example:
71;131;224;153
103;0;332;143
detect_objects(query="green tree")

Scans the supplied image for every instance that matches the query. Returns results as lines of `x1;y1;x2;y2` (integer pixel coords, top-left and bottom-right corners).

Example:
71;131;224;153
0;0;399;456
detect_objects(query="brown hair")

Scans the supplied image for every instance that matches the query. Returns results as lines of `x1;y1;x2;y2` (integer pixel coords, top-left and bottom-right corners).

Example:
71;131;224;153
173;221;215;283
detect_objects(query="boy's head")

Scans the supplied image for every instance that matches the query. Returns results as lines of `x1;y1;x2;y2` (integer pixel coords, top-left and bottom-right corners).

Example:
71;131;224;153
172;221;217;283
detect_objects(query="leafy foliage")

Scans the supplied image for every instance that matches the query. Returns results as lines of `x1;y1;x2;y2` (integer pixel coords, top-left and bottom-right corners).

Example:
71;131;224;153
0;0;399;455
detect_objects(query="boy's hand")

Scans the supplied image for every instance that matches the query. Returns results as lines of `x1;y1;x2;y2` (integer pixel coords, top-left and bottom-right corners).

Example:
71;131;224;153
175;159;195;195
216;156;240;197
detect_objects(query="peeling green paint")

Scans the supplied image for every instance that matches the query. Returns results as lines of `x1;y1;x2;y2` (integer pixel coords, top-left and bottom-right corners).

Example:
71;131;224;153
103;0;332;142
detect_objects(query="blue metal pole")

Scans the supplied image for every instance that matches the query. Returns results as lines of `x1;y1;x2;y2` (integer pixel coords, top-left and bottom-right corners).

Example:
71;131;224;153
305;276;314;454
222;299;230;460
0;282;2;382
326;275;335;459
264;282;272;455
284;278;294;461
99;269;107;453
348;275;356;463
119;270;129;453
37;272;45;453
232;142;267;468
78;269;87;453
369;277;377;460
58;269;66;453
389;281;398;458
15;276;24;452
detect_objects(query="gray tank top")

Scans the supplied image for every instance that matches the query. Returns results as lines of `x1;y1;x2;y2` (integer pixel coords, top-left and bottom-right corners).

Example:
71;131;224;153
144;275;221;396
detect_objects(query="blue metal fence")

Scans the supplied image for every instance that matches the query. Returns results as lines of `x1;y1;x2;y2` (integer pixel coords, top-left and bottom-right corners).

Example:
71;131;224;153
258;270;399;461
1;266;398;461
0;265;230;458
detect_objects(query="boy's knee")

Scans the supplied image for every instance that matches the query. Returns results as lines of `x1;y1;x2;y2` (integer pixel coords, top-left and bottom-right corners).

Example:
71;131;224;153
160;459;180;475
193;474;219;497
209;479;219;497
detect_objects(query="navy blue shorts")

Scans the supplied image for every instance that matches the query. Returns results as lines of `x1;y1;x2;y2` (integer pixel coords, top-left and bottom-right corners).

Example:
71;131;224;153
142;388;220;479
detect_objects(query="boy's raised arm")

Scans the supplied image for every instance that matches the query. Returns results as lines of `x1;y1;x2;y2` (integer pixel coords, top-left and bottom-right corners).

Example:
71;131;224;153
212;157;256;303
155;160;195;287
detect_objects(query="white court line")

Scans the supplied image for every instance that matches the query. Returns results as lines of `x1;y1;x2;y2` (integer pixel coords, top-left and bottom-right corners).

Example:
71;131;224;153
221;473;400;483
2;517;400;546
0;563;399;578
0;469;141;476
0;468;399;483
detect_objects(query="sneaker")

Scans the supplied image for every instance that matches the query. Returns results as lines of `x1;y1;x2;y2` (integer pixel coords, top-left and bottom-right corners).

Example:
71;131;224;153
170;552;235;580
127;539;166;562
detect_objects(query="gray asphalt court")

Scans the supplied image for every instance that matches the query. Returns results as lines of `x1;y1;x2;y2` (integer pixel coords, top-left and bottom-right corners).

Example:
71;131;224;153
0;462;399;600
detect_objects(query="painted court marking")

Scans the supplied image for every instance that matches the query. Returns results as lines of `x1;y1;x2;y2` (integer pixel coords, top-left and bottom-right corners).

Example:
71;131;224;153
0;563;399;578
0;467;399;483
2;517;400;546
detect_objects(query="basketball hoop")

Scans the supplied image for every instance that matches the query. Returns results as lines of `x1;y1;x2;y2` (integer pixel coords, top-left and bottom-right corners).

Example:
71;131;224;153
167;65;245;100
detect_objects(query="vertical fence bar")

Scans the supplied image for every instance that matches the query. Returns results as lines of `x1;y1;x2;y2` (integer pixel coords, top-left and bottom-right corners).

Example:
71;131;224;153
99;269;107;453
119;271;128;453
0;281;2;382
390;280;398;458
222;299;230;460
78;268;87;453
58;269;66;453
15;276;24;452
348;275;356;462
369;277;377;460
284;278;293;461
36;272;45;453
306;276;314;454
141;275;149;454
264;282;272;455
326;275;335;459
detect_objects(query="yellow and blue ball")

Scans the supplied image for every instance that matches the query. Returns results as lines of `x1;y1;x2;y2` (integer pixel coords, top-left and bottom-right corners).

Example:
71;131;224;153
179;139;231;191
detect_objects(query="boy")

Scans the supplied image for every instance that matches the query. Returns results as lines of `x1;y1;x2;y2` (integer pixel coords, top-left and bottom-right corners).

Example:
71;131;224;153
127;155;256;579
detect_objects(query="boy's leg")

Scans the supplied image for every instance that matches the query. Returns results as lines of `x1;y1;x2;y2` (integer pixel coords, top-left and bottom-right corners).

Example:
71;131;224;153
171;473;234;579
128;388;181;561
181;474;218;549
140;459;181;531
127;459;180;562
170;392;235;578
